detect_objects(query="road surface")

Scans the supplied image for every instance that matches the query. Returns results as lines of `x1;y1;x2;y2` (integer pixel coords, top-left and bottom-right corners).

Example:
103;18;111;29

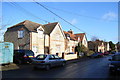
2;55;120;79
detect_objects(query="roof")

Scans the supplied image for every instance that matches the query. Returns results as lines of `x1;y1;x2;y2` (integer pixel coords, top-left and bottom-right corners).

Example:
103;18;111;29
8;20;42;32
88;40;104;46
95;40;104;46
63;31;77;41
43;22;58;35
7;20;60;35
75;33;85;41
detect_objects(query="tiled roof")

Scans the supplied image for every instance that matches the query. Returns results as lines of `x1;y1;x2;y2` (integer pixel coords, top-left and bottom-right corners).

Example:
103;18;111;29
75;33;85;41
43;22;58;35
95;40;104;46
88;40;104;46
63;31;77;41
8;20;42;32
7;20;59;35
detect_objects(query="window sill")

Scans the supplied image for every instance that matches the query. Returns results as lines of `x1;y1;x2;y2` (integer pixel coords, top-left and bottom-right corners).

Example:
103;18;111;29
18;38;23;39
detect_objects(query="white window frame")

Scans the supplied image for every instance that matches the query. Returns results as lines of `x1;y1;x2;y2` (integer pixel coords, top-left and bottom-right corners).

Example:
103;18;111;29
18;30;24;38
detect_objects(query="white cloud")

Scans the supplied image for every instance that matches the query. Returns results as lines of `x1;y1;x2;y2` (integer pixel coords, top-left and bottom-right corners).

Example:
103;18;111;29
70;19;77;24
102;12;117;21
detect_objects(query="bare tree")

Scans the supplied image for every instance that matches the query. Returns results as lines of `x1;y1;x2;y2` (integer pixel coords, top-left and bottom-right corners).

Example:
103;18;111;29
91;36;99;41
0;17;12;42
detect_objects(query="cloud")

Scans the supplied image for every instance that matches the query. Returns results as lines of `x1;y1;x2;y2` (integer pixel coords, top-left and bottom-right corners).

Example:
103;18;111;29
70;19;77;24
102;12;117;21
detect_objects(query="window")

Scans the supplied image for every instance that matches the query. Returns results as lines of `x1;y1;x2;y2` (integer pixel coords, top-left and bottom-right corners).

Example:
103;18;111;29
18;30;24;38
37;27;44;38
49;55;55;60
36;55;47;60
25;50;34;56
54;55;60;59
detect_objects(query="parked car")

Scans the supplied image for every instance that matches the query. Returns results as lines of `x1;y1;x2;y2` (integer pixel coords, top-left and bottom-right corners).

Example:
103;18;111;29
13;50;35;64
111;51;116;54
97;52;104;56
89;53;99;58
67;52;74;55
108;53;120;73
89;52;103;58
78;52;85;57
32;54;66;70
103;51;109;55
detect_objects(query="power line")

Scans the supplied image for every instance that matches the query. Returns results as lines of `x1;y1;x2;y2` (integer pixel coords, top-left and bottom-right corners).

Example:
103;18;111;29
9;2;50;23
33;0;96;38
39;3;118;23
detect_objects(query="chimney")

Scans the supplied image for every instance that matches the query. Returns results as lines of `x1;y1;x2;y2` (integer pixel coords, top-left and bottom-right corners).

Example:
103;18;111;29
68;29;73;34
48;22;51;24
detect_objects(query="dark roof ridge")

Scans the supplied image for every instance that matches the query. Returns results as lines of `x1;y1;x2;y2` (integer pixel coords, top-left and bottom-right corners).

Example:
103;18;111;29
43;22;58;26
8;20;42;29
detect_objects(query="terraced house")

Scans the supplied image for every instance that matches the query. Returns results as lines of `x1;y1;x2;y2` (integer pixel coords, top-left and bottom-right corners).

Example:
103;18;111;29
64;30;78;53
4;20;65;56
4;20;89;58
64;29;88;53
88;40;110;53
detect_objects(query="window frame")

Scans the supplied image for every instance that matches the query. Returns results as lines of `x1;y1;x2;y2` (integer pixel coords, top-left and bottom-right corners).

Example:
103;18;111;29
18;30;24;38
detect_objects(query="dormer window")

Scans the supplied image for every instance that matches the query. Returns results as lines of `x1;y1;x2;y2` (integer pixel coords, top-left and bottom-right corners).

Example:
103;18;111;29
18;30;24;38
38;28;43;31
37;26;44;32
37;26;44;38
78;37;80;41
66;34;70;40
66;34;70;37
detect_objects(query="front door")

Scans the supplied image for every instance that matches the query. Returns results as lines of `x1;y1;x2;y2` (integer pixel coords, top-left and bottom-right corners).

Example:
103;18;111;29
45;47;49;54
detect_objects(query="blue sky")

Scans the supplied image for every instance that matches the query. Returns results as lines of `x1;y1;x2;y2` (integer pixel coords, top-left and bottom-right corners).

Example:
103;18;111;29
1;2;118;43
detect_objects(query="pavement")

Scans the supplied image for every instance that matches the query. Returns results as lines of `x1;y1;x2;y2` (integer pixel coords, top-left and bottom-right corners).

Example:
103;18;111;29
0;63;19;71
0;56;88;71
66;56;89;64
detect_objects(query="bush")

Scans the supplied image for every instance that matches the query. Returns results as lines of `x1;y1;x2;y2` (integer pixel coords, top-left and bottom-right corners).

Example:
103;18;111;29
86;50;94;56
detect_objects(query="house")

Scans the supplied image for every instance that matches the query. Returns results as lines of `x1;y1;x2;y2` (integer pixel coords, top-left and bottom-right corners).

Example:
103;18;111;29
75;33;88;48
43;22;66;57
63;29;88;54
97;40;105;52
4;20;44;56
88;40;109;53
4;20;66;56
88;40;105;52
104;42;110;52
116;42;120;52
63;30;78;53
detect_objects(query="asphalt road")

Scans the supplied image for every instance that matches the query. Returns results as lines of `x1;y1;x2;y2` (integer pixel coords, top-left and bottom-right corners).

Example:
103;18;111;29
1;55;120;79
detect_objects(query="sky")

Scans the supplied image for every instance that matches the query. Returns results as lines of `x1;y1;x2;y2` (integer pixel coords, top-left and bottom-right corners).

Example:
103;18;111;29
1;2;118;43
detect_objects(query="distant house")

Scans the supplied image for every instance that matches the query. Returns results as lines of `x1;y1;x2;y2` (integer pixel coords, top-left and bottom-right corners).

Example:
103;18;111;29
116;42;120;52
4;20;65;56
88;41;96;52
88;40;110;53
104;42;110;52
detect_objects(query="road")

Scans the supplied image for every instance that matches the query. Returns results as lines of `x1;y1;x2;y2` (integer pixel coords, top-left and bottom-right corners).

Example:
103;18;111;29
1;55;120;79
